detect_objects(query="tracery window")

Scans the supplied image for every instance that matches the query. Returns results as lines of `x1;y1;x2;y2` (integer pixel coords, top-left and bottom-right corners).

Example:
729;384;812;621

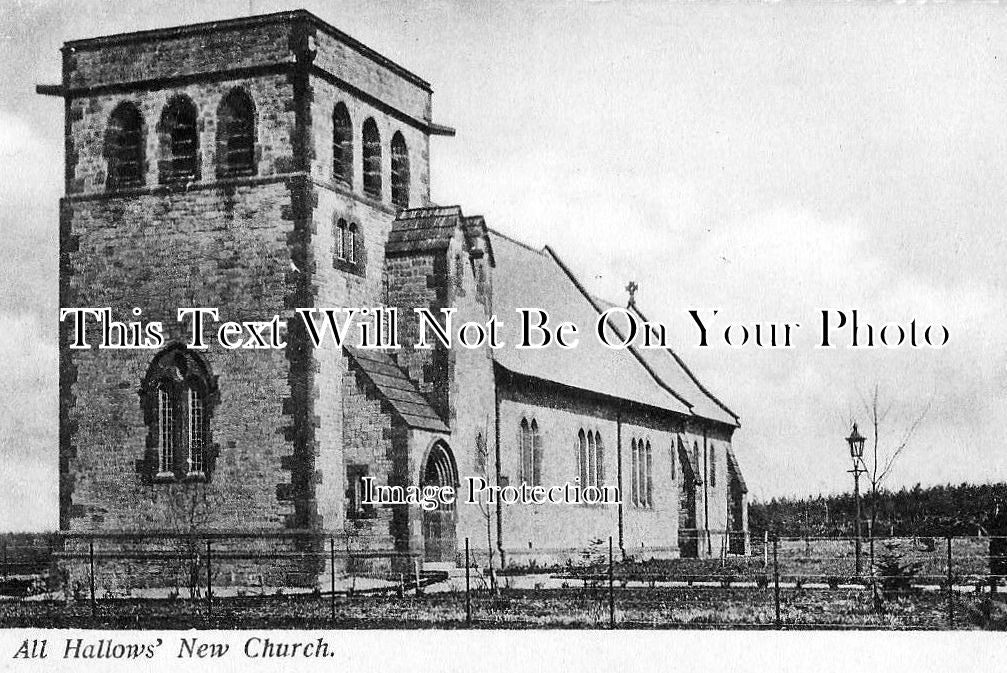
140;346;218;481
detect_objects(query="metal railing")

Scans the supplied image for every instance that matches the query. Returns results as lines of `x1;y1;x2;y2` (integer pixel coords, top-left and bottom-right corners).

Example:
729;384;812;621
1;531;1005;629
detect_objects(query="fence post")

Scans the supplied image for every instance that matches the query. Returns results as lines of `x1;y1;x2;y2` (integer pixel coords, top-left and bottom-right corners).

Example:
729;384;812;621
608;536;615;629
946;536;954;627
2;540;6;578
414;558;421;596
330;537;336;620
465;537;472;627
205;540;212;616
772;534;781;629
88;538;96;617
763;531;769;569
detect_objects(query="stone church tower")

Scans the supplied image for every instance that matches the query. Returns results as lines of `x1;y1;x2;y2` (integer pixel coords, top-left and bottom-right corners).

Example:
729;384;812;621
51;11;459;584
45;10;747;589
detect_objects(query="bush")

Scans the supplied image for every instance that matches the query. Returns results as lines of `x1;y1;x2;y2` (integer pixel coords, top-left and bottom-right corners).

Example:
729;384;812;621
877;541;923;600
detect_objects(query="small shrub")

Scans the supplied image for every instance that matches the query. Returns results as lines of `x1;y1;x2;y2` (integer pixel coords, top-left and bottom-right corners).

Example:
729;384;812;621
877;541;923;600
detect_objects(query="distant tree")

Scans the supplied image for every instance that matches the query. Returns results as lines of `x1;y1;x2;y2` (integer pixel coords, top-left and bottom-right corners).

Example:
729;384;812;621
857;384;931;556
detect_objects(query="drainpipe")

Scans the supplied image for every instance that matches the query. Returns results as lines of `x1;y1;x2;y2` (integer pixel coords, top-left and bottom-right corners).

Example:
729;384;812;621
616;411;625;559
494;380;505;568
703;428;711;556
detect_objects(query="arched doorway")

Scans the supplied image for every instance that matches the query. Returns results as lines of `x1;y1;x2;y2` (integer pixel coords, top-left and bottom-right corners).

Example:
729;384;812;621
677;441;698;558
420;441;458;563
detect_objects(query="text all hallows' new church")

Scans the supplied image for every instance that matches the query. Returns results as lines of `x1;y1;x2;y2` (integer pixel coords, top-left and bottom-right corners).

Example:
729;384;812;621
46;10;748;586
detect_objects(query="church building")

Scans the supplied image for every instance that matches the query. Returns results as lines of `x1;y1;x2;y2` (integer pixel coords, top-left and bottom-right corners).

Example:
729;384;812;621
43;10;747;587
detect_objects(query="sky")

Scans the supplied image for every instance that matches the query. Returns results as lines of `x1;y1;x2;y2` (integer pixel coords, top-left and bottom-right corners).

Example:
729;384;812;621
1;0;1005;531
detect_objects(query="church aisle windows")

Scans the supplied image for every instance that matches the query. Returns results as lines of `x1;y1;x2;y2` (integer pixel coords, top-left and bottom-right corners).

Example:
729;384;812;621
709;444;716;487
631;437;654;508
577;429;604;490
519;418;542;486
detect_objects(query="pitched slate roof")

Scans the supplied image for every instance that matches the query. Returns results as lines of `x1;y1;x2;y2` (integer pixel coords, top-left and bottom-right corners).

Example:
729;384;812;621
386;206;463;256
344;347;448;432
594;299;739;426
489;229;739;428
490;232;692;416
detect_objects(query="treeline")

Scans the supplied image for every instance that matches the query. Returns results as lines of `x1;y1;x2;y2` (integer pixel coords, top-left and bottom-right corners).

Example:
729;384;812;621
750;482;1007;538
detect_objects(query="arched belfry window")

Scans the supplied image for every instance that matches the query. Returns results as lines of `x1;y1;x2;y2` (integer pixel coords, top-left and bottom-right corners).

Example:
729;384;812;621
139;346;219;481
362;117;382;200
390;131;410;210
158;95;199;183
216;89;256;177
519;418;542;486
104;101;145;190
333;103;352;186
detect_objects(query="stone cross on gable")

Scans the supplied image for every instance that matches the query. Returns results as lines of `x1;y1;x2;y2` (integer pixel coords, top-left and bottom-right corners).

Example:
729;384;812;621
626;281;638;308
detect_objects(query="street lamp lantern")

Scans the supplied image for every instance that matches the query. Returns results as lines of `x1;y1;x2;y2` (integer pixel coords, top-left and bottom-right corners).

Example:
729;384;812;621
846;422;867;576
846;423;866;461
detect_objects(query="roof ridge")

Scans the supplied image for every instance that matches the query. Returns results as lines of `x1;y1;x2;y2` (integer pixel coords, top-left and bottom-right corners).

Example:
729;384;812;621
395;205;462;220
629;304;740;424
487;227;545;255
542;246;696;413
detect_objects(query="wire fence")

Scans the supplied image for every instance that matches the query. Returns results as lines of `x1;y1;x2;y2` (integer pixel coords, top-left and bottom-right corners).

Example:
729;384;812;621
2;531;1006;629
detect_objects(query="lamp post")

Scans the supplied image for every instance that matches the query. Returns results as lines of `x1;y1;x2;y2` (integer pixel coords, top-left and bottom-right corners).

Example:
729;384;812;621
846;423;867;576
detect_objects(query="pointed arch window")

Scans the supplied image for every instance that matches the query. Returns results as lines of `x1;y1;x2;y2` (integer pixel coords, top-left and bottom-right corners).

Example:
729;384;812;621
216;89;256;177
105;102;145;190
159;95;199;182
631;439;640;507
390;131;410;210
140;346;218;481
709;443;716;487
644;440;653;508
333;102;353;186
632;437;653;508
577;429;604;490
519;418;542;485
362;117;382;200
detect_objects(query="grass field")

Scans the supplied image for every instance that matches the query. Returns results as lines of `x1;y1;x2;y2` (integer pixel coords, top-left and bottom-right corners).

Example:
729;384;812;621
0;585;998;630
